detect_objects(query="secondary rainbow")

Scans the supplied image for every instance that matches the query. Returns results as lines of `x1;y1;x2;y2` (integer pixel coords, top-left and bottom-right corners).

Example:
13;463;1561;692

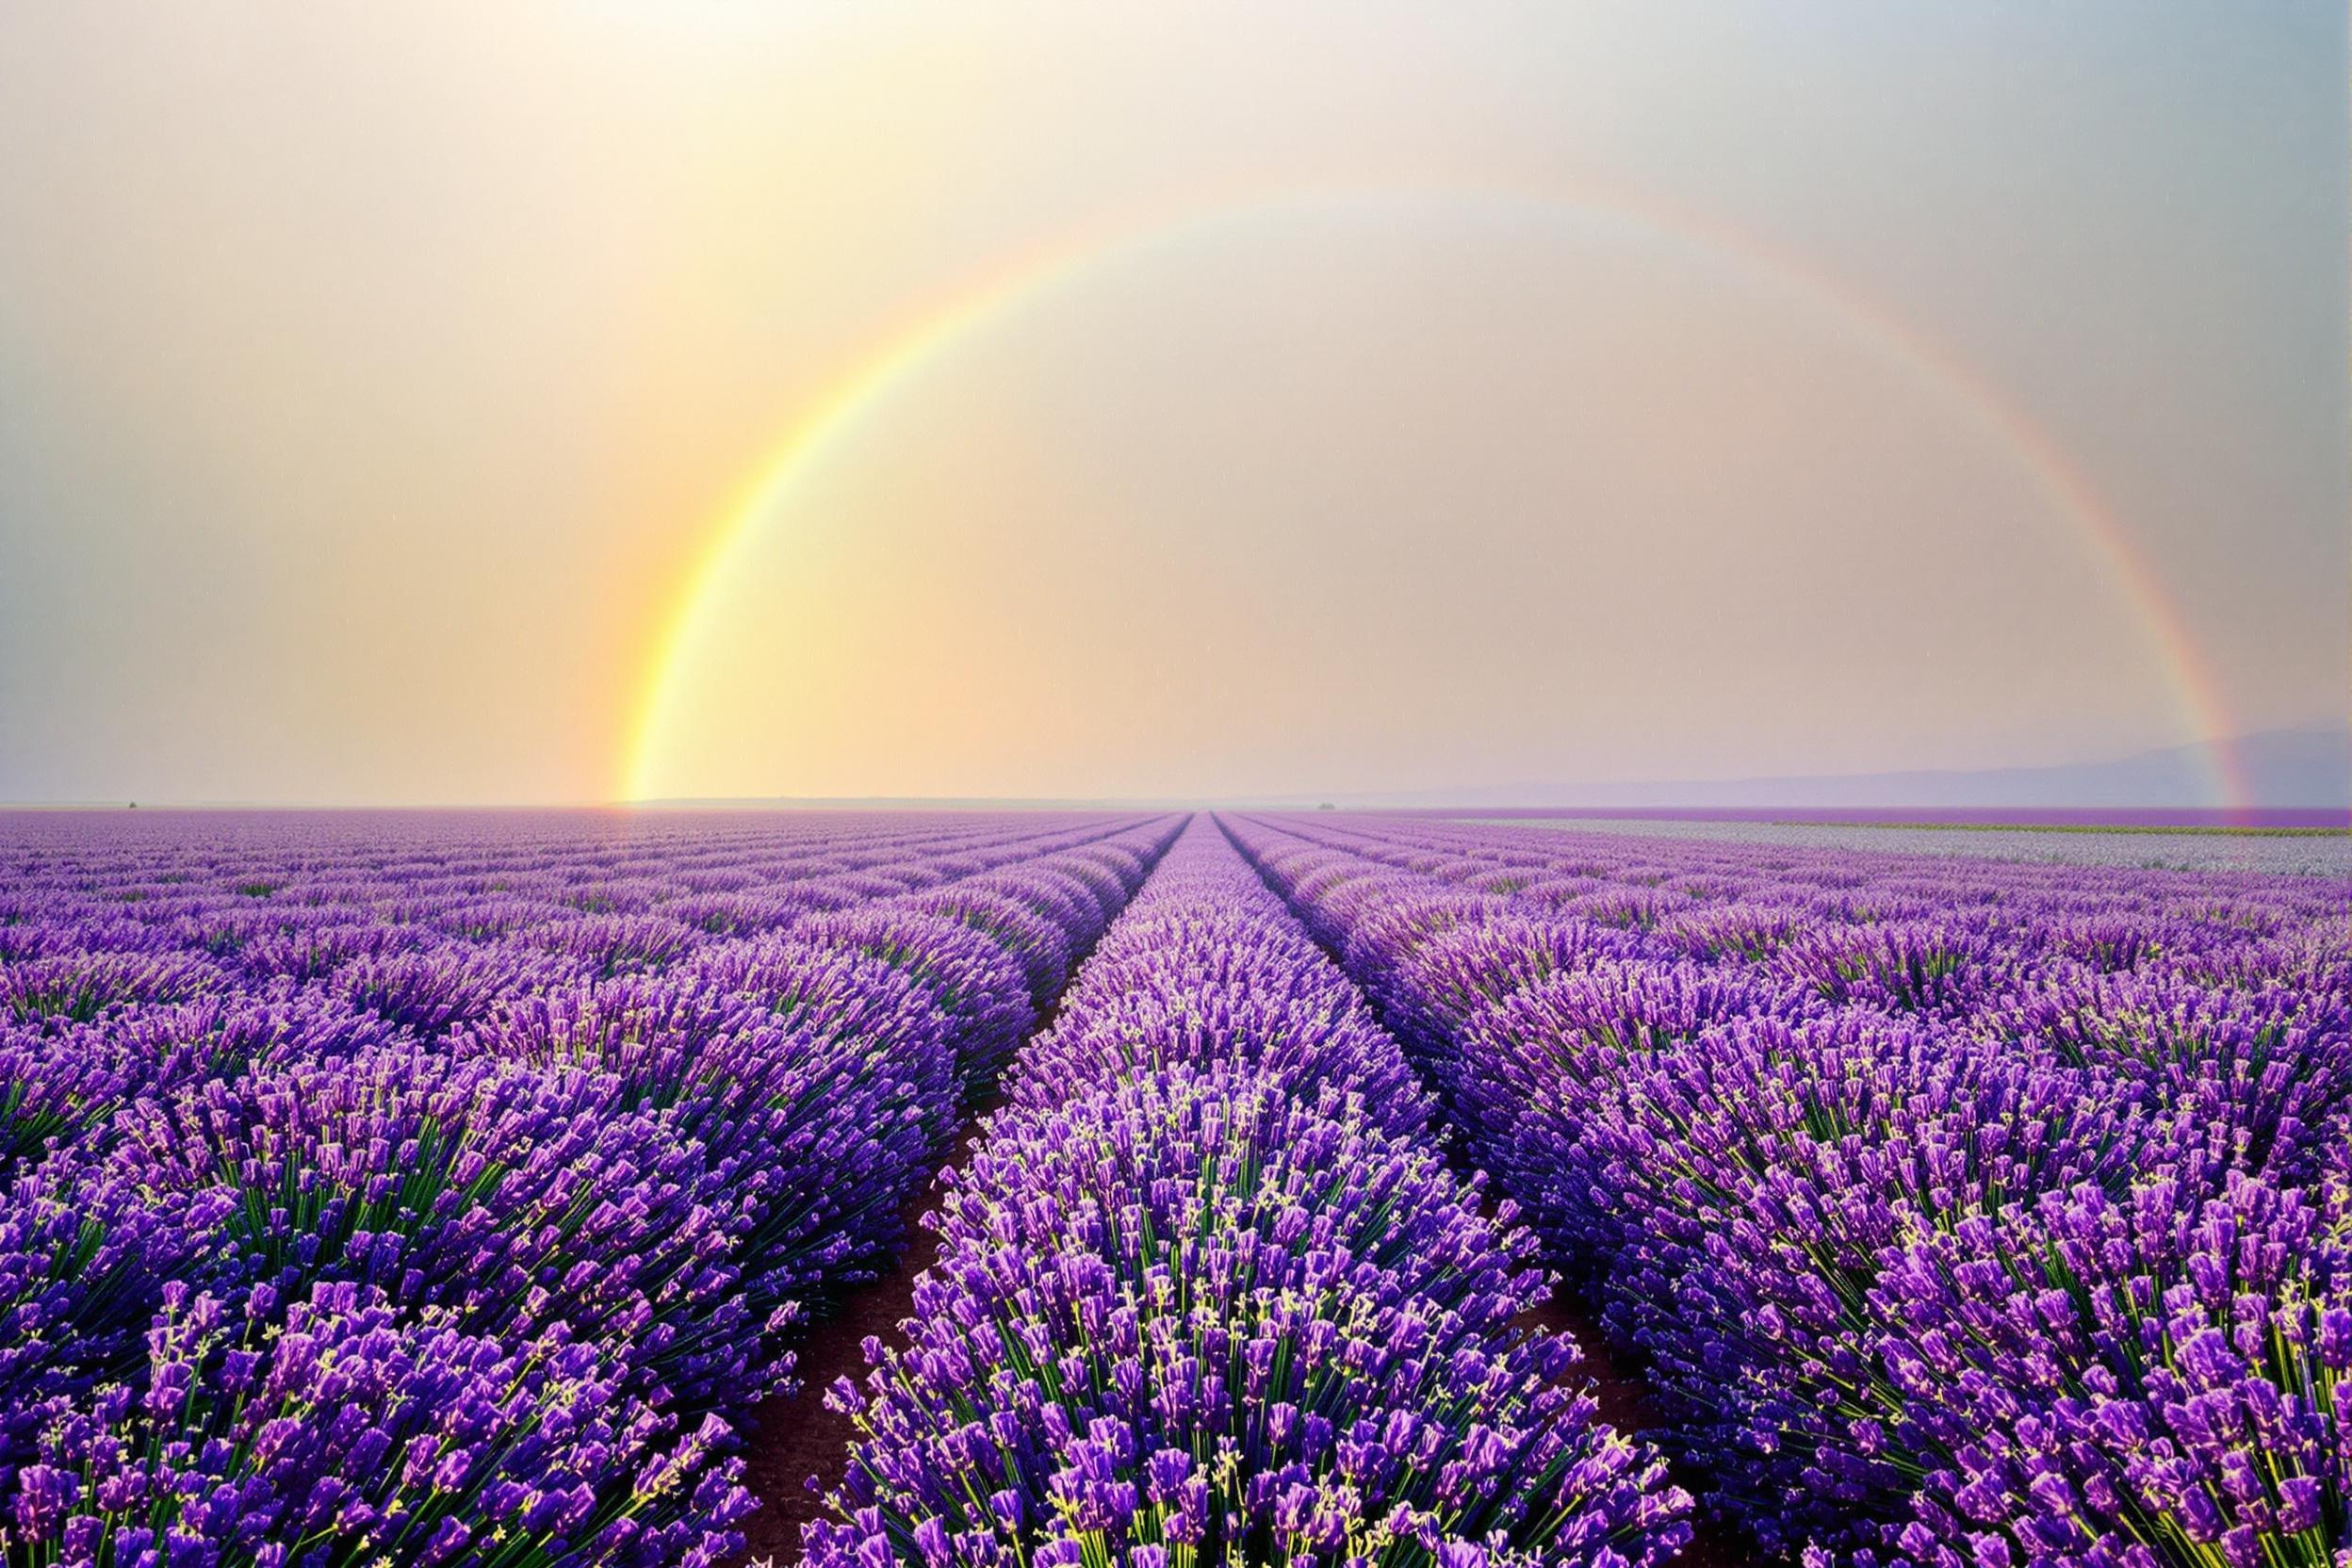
622;178;2253;811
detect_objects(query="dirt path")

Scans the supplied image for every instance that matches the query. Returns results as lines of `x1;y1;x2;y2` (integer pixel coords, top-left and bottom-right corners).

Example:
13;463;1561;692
1515;1287;1749;1567
731;1181;947;1566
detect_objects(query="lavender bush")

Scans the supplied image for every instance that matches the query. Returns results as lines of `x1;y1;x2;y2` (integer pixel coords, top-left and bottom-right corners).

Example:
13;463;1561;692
0;809;1177;1563
811;820;1691;1568
1226;811;2346;1564
6;1280;752;1567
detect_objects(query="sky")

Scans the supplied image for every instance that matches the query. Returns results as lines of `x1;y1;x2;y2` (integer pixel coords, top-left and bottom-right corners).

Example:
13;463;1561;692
1;3;2343;807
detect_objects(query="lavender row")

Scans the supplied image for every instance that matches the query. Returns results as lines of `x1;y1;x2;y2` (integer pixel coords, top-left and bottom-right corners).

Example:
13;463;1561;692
0;810;1178;1566
1225;812;2349;1568
808;817;1693;1568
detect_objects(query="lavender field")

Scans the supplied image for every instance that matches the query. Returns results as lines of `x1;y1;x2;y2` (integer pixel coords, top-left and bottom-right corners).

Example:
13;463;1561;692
8;2;2344;1563
0;808;2344;1568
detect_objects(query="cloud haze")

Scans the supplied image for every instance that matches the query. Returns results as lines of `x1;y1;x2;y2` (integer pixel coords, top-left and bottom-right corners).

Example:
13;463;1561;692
2;3;2342;804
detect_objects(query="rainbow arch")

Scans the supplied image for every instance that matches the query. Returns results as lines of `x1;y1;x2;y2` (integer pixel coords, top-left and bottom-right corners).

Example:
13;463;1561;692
621;179;2251;810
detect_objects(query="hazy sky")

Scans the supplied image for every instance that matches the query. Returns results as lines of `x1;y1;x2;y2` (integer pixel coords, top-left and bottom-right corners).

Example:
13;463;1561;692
2;3;2343;805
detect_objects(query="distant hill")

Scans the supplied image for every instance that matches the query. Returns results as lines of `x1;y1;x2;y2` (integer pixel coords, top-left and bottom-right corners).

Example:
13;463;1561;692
1314;726;2352;813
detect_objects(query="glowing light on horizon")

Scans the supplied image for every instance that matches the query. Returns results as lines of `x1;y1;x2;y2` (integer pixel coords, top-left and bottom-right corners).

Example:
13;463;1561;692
622;178;2253;812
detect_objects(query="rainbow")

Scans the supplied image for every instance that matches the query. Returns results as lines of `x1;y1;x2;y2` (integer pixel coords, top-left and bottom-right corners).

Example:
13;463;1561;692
621;179;2252;811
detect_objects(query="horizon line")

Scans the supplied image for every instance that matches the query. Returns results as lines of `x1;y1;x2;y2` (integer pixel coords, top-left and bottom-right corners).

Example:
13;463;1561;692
4;798;2344;818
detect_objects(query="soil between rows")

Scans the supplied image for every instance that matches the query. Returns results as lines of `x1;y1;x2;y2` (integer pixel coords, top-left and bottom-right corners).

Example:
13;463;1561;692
731;1180;950;1566
1513;1288;1746;1568
730;1159;1749;1568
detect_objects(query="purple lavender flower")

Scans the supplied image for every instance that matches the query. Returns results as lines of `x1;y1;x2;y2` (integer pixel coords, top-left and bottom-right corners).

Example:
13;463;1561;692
6;1279;755;1566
